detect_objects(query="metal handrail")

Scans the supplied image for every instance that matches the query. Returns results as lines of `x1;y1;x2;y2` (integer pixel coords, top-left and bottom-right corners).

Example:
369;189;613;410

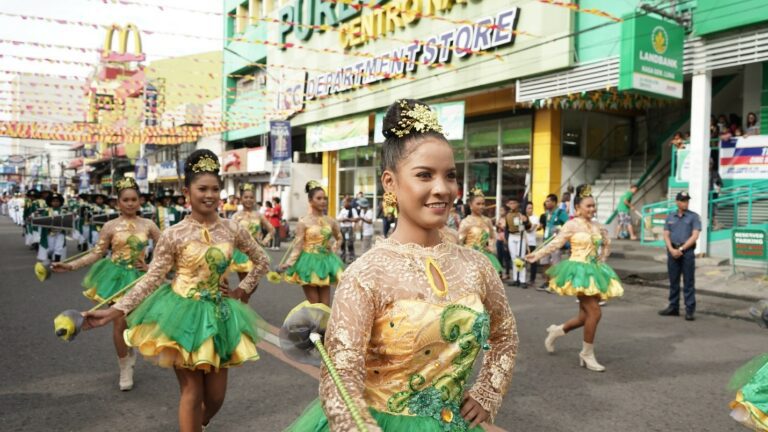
558;124;631;193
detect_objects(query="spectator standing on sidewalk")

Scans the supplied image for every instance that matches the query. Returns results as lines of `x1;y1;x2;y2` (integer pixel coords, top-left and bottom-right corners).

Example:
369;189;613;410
269;197;283;250
525;201;540;286
358;198;374;254
337;196;359;263
538;193;569;291
616;184;639;240
658;192;701;321
495;206;511;280
505;198;530;288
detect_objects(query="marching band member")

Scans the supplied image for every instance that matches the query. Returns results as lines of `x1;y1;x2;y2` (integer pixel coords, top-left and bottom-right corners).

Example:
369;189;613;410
36;192;68;265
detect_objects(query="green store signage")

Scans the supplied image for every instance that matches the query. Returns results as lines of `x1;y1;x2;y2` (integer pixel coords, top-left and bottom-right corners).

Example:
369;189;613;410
618;15;683;99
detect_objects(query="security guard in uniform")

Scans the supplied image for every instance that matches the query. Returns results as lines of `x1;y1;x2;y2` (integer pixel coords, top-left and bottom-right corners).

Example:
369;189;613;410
658;192;701;321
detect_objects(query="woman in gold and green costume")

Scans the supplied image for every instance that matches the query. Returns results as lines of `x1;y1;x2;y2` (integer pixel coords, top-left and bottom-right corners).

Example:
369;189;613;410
526;184;623;372
80;150;270;432
288;99;518;432
53;177;160;391
229;183;274;294
280;180;344;307
458;189;503;275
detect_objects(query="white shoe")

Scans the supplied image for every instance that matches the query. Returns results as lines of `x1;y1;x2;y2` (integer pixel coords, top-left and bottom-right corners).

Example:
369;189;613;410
579;342;606;372
544;324;565;353
118;350;136;391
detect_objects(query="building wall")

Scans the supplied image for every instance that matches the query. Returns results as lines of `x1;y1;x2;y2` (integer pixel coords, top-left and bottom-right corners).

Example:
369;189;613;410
223;0;270;141
10;74;84;189
574;0;635;63
146;51;223;115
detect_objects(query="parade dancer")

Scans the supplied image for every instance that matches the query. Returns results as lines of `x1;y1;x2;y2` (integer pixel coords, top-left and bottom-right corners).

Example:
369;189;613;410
52;178;161;391
280;181;344;307
36;192;68;265
229;183;274;298
526;184;623;372
458;188;503;276
288;100;518;432
80;150;269;432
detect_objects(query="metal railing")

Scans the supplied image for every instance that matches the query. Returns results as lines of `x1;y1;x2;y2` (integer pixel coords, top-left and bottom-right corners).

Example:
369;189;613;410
640;179;768;244
558;124;630;194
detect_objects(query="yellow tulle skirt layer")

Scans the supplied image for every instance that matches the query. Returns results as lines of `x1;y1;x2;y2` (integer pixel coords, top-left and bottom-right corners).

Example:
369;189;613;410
546;260;624;300
731;390;768;431
228;249;254;273
124;323;259;373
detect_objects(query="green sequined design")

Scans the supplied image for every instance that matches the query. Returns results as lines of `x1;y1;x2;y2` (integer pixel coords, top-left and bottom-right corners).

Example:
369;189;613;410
186;247;231;319
307;223;333;254
114;234;146;267
385;305;491;431
247;222;261;239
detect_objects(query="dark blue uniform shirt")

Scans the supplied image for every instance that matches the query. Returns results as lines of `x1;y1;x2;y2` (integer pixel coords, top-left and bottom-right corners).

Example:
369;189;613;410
664;210;702;246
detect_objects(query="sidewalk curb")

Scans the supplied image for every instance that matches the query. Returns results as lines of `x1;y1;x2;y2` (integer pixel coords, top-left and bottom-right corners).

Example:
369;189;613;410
627;277;764;303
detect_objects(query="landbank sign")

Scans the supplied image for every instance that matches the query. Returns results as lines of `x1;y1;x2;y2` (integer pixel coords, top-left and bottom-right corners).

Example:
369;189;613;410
619;15;683;99
268;0;573;125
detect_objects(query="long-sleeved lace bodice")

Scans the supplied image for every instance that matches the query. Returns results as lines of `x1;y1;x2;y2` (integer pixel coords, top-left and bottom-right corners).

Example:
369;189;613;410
232;210;274;246
113;216;269;314
284;214;341;266
531;217;611;262
68;216;160;270
319;238;518;431
458;215;495;252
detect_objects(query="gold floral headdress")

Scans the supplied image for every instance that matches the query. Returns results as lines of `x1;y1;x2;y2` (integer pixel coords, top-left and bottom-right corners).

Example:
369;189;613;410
240;183;255;192
306;180;325;192
387;100;445;138
115;177;138;192
579;185;592;198
191;155;219;173
471;187;485;198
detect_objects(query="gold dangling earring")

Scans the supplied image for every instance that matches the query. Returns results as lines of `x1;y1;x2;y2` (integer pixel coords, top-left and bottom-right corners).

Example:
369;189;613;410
383;191;398;209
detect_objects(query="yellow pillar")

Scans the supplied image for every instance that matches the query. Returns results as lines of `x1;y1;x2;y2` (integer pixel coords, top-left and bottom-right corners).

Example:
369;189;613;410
531;109;562;208
322;150;338;216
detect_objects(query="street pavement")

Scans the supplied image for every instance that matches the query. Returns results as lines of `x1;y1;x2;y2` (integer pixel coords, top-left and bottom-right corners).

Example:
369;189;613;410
0;216;764;432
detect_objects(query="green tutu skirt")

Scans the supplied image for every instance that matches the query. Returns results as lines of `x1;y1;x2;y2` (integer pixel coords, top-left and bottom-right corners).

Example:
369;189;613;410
124;284;264;372
546;259;624;300
730;353;768;430
284;251;344;287
286;399;485;432
229;249;254;273
82;258;143;304
480;249;502;273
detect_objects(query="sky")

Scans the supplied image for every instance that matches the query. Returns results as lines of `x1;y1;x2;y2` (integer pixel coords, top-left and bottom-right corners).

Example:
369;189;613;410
0;0;224;154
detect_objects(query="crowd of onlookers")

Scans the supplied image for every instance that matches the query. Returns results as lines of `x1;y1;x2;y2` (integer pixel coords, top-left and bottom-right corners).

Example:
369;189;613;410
670;112;760;150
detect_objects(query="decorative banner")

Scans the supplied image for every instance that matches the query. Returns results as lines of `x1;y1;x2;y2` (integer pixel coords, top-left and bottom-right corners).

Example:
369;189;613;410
529;89;682;111
675;149;690;182
134;157;149;193
270;120;292;186
307;115;368;153
618;14;683;99
221;148;248;174
374;101;465;143
732;228;767;261
78;172;90;193
157;160;179;179
720;136;768;180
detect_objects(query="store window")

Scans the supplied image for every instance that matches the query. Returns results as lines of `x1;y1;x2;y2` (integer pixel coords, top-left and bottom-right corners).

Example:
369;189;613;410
456;114;532;211
337;145;381;211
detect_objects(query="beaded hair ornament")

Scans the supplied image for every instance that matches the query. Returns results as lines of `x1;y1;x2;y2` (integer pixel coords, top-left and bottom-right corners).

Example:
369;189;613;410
115;177;138;192
191;155;219;173
240;183;255;192
578;185;592;198
385;100;445;138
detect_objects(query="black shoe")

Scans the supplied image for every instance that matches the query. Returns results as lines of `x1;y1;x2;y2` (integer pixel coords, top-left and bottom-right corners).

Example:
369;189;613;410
658;307;680;316
512;281;520;287
520;283;529;289
685;312;695;321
